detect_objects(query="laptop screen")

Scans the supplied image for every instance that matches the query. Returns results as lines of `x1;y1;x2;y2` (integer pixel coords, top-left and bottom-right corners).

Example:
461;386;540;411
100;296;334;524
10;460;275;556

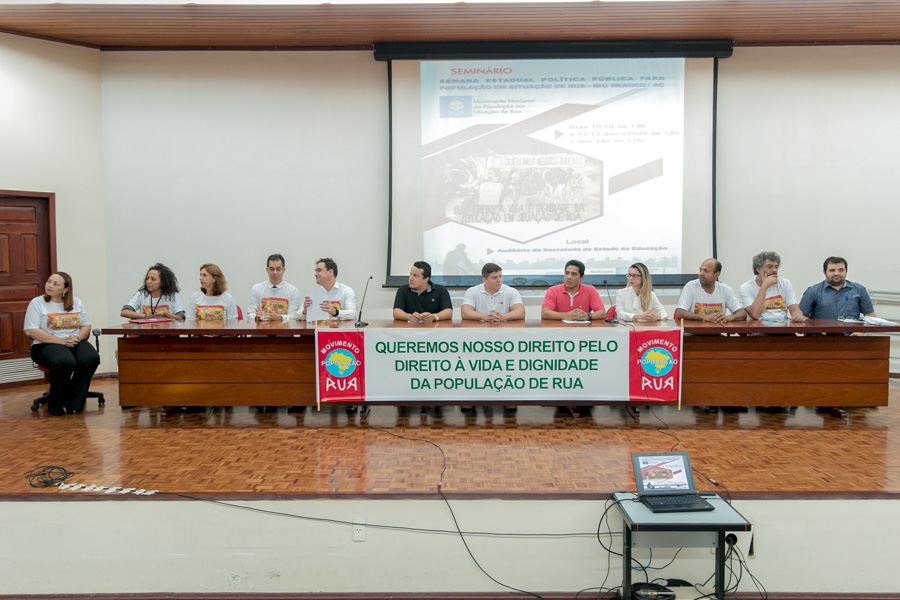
631;452;698;496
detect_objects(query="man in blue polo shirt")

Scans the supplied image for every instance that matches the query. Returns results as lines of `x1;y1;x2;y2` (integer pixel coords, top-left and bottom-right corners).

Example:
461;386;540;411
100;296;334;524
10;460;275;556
392;261;453;323
799;256;875;321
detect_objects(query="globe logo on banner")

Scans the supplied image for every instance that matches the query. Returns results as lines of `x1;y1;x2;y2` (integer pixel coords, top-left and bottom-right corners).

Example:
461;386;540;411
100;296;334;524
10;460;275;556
324;349;358;378
440;96;472;117
640;347;674;377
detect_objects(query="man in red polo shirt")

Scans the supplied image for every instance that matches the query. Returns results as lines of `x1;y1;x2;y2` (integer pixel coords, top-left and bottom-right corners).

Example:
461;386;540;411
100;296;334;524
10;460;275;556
541;259;606;322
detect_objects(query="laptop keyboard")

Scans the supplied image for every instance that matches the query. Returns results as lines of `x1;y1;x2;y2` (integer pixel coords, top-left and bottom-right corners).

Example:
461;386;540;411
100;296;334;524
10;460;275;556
644;494;704;506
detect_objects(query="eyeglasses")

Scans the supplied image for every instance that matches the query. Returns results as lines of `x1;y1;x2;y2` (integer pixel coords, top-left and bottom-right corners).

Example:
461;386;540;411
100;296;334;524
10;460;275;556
626;273;642;279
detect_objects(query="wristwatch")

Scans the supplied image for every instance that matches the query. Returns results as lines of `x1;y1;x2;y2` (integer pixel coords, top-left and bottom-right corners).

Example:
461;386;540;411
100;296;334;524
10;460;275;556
434;313;439;322
333;307;339;317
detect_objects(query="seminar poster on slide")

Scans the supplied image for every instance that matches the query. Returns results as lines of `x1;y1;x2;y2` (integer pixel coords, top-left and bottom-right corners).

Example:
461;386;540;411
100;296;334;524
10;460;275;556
419;58;685;279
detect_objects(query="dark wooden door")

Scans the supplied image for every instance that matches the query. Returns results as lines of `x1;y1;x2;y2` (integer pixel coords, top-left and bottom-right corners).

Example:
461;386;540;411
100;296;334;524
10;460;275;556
0;192;55;364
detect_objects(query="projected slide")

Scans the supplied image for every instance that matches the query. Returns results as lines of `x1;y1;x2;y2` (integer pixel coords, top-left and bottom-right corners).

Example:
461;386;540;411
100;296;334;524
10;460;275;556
418;58;685;280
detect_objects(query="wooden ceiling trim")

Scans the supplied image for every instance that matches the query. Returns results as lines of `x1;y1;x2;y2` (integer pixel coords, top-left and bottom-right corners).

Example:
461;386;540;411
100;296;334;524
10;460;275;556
1;1;900;49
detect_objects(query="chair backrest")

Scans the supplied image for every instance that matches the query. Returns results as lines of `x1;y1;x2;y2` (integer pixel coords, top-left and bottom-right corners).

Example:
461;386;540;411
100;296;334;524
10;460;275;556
236;305;243;321
606;306;617;321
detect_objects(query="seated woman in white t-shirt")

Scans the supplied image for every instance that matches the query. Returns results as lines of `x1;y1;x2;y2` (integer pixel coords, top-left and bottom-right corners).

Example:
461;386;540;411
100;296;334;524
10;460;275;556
120;262;185;321
615;262;668;322
186;263;239;320
23;271;100;416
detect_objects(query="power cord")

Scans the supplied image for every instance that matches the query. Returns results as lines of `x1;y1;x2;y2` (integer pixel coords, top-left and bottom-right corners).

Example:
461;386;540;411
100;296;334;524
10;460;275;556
644;403;682;452
361;406;447;491
692;467;733;505
643;547;683;572
438;487;547;600
154;490;599;539
26;465;73;487
587;496;627;600
596;496;645;574
362;409;546;599
573;586;619;600
733;543;767;599
692;534;766;599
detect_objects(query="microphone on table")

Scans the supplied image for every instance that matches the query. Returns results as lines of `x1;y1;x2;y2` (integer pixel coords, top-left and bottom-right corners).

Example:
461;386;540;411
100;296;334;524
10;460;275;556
602;279;617;323
92;328;102;351
355;276;373;327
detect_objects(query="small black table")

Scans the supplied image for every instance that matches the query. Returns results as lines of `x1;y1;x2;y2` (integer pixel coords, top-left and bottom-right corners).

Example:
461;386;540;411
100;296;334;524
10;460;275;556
612;492;751;600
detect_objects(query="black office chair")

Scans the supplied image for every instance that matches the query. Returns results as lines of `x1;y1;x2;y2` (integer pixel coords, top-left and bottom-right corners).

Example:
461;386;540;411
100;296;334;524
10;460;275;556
31;329;105;412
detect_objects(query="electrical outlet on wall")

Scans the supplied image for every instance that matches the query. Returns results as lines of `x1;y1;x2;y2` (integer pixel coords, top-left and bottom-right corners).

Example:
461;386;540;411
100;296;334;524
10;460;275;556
352;520;366;542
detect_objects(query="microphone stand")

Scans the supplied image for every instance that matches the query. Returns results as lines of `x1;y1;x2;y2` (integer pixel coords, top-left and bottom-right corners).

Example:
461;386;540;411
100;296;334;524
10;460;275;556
355;276;373;327
603;279;618;323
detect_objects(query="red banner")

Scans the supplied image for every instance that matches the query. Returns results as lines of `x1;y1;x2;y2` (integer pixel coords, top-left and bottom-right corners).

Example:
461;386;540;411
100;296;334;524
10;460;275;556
627;328;683;402
315;330;366;404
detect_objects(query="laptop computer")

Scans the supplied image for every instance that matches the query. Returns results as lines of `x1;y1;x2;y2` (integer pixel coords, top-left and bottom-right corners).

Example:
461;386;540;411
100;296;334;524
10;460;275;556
631;451;715;513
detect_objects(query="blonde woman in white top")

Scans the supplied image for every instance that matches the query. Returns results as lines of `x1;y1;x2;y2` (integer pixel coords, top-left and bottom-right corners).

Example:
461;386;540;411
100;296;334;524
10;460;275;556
615;262;668;321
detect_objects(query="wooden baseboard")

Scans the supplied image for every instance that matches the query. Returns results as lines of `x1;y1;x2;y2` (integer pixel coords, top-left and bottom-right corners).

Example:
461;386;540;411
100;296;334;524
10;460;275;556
0;372;117;390
3;593;900;600
0;378;43;390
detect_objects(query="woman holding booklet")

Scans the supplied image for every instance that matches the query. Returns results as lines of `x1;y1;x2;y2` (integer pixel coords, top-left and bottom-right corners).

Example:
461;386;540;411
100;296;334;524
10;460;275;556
186;262;239;321
23;271;100;415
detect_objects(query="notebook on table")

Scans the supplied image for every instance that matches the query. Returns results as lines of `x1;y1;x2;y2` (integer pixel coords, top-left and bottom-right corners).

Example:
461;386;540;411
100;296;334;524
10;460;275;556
631;451;714;513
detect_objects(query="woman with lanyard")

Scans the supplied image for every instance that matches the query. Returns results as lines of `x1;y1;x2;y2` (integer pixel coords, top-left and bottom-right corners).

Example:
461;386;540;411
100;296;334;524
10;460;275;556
120;263;185;321
23;271;100;415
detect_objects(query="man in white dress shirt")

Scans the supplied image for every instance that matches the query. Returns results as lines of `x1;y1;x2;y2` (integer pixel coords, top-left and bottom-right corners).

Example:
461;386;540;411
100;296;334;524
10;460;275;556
300;258;357;321
248;253;301;321
300;258;358;414
461;263;525;322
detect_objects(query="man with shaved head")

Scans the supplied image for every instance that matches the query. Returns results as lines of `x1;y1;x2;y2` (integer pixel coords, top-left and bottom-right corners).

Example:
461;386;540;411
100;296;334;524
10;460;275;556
674;258;747;323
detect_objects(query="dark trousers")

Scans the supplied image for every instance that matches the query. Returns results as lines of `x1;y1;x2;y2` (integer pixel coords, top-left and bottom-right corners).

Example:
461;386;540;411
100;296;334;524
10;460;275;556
31;341;100;413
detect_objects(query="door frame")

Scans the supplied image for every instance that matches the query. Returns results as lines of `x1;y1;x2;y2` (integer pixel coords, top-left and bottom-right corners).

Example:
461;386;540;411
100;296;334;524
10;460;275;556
0;189;57;388
0;189;57;274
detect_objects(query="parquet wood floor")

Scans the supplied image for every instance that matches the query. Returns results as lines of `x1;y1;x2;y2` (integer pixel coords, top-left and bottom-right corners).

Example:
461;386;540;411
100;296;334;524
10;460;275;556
2;381;899;500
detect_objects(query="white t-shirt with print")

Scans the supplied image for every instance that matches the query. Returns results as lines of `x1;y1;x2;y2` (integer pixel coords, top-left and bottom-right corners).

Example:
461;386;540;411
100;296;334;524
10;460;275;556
24;296;91;345
739;277;798;321
187;290;239;320
676;280;742;316
123;290;185;318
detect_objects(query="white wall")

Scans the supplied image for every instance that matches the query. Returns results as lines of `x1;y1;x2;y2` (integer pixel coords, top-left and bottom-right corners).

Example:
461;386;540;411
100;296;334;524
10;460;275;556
101;51;391;346
715;45;900;294
0;497;897;595
0;34;108;352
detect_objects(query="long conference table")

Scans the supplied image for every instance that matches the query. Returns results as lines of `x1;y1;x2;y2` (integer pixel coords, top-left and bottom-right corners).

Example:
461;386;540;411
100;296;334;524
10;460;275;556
102;320;900;407
101;318;899;413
